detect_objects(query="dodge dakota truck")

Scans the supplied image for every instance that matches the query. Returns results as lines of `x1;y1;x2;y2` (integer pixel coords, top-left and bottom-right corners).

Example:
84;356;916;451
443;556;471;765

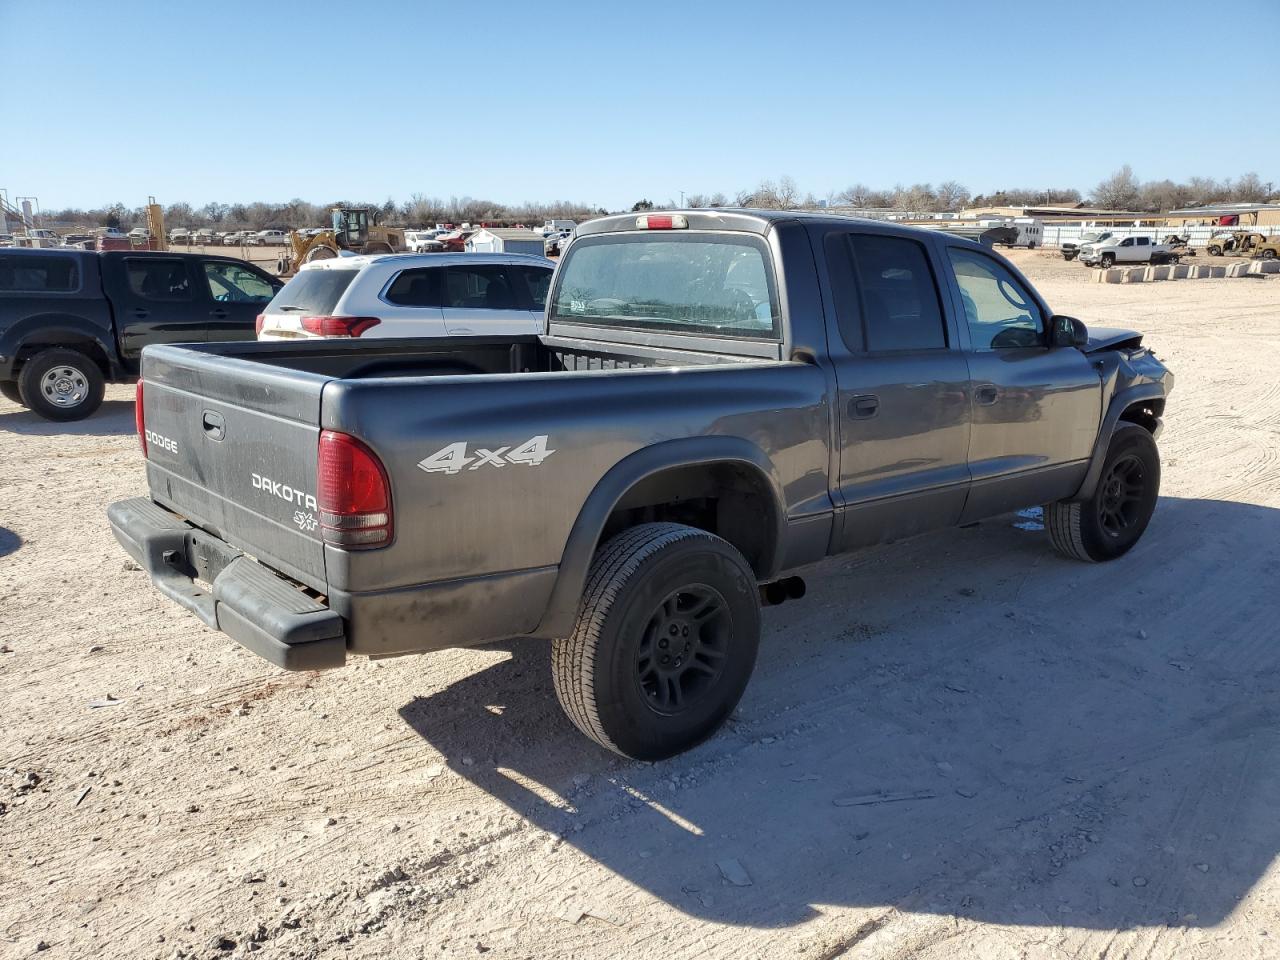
109;210;1173;759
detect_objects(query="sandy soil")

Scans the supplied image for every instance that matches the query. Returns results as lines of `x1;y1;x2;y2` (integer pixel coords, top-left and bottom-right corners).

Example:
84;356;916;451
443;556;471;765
2;256;1279;960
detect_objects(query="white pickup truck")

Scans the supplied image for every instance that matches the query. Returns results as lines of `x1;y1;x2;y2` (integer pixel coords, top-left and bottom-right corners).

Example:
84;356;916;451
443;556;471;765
1079;235;1175;268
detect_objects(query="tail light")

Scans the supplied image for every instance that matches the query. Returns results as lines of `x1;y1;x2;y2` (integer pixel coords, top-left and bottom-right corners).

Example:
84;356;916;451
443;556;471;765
301;315;381;338
317;430;393;548
135;380;147;457
255;313;266;337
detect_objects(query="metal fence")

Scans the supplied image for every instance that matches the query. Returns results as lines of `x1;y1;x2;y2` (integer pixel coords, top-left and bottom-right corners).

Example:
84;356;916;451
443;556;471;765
1041;223;1258;249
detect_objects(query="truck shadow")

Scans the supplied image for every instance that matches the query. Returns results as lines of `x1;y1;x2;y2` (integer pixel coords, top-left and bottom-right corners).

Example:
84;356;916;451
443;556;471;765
398;496;1280;932
0;399;135;437
0;526;21;558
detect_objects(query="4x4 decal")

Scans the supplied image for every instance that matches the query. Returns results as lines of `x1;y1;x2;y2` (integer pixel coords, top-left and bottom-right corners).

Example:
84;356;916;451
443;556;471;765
417;435;555;475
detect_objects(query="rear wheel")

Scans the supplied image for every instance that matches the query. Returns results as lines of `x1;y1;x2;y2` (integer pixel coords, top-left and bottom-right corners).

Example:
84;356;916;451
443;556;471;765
1046;425;1160;562
360;241;394;255
17;348;106;421
1262;249;1277;260
552;523;761;760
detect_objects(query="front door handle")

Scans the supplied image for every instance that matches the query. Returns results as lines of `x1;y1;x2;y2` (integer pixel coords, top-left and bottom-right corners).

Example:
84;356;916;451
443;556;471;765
132;308;150;319
210;308;228;319
849;395;879;419
975;384;1000;405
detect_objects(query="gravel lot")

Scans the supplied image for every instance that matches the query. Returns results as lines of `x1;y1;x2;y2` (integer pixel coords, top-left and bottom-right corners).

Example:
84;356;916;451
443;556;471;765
2;252;1278;960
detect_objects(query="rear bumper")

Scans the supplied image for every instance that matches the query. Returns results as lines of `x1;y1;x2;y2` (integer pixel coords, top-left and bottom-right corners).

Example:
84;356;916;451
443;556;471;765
107;497;346;670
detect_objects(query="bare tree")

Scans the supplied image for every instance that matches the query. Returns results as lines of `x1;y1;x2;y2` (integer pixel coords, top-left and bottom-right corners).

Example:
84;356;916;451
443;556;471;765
837;183;872;208
935;181;970;212
1093;165;1141;210
1231;172;1269;203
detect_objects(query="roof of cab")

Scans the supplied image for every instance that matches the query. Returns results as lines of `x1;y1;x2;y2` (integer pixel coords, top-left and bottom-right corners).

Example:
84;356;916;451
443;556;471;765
574;207;948;238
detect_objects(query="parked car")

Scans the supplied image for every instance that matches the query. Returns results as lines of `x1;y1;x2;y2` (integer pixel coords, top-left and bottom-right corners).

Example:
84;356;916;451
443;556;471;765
1061;231;1114;261
109;210;1173;759
169;229;191;245
191;229;216;246
0;248;282;420
222;231;247;246
1078;236;1175;268
248;230;290;246
257;252;554;341
436;230;469;252
405;230;444;253
128;228;152;241
0;234;13;247
60;233;97;249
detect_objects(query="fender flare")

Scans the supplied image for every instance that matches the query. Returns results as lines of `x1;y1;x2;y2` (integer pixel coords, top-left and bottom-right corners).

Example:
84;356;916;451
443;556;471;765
532;436;788;639
1070;383;1166;502
0;313;121;380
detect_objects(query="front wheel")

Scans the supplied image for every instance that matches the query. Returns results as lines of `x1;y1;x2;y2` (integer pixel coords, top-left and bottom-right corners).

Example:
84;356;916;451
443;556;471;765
1100;254;1115;268
552;523;761;760
1046;425;1160;562
1207;245;1222;256
17;348;106;421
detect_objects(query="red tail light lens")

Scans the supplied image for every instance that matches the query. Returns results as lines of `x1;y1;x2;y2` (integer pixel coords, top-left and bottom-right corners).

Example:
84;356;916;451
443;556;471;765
301;315;381;338
135;379;147;457
255;313;266;337
317;430;393;548
635;214;688;230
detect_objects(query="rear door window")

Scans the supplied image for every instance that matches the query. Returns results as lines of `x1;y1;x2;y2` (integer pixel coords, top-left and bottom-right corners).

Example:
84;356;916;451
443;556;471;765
442;265;517;309
825;233;947;352
0;254;81;293
269;268;358;314
384;268;443;307
126;258;192;301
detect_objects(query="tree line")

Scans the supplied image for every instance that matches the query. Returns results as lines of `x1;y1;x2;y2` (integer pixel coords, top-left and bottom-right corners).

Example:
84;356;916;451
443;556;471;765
36;167;1278;231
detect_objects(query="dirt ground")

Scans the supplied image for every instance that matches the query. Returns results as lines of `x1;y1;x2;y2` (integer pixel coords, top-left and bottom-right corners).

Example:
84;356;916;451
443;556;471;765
2;253;1279;960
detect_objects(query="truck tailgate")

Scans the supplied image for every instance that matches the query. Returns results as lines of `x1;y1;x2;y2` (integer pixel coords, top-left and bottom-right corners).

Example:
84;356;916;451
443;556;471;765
140;345;331;592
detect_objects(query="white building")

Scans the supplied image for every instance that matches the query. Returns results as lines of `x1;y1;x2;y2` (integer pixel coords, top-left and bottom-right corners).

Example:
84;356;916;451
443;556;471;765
464;228;546;256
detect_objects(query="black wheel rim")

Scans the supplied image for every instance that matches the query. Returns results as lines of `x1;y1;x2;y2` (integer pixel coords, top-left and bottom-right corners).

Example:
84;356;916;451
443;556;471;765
1097;453;1147;538
635;585;729;716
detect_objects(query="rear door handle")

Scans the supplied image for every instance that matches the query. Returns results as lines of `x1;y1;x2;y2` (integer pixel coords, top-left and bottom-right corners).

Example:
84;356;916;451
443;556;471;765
209;308;228;319
132;308;150;318
849;395;879;419
975;384;1000;405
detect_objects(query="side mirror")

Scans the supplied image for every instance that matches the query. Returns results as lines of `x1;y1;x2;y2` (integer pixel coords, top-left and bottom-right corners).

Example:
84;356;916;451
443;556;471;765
1051;314;1089;348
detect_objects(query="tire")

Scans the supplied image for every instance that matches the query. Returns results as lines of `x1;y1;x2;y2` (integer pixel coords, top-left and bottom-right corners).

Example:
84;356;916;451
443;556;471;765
1262;250;1277;261
1045;425;1160;563
1207;245;1222;256
1100;254;1115;268
1028;242;1037;250
16;348;106;422
552;523;761;760
360;241;394;255
0;380;24;406
1062;251;1076;261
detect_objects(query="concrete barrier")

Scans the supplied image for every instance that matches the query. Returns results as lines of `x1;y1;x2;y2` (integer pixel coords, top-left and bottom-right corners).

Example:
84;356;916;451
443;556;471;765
1249;259;1280;275
1144;266;1172;281
1208;265;1227;278
1170;264;1190;279
1092;268;1105;283
1103;268;1126;284
1227;262;1251;278
1124;267;1147;283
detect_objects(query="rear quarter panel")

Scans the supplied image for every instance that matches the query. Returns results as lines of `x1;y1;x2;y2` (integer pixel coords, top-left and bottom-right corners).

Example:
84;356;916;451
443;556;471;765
320;361;832;596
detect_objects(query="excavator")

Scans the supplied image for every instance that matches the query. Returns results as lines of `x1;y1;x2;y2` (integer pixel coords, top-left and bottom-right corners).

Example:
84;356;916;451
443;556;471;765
275;207;406;276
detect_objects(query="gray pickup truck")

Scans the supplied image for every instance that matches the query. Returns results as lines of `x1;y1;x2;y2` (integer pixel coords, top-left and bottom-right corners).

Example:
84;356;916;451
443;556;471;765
109;210;1173;759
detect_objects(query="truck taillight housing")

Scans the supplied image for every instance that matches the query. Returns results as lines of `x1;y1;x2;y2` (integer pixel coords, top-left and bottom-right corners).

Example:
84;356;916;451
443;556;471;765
301;315;381;338
135;380;147;457
317;430;393;548
255;313;266;337
636;214;687;230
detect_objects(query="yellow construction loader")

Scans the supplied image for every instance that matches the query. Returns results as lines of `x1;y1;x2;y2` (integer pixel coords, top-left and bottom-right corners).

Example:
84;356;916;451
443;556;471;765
276;207;406;276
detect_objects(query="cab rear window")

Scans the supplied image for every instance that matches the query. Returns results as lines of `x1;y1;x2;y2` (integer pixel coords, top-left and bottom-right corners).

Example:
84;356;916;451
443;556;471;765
550;233;779;340
269;269;357;314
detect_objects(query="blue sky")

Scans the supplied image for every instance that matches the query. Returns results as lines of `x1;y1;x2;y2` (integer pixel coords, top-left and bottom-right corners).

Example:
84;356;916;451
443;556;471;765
3;0;1277;211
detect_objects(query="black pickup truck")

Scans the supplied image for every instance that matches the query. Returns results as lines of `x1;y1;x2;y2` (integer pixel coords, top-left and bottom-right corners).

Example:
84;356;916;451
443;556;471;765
0;248;282;420
110;210;1173;759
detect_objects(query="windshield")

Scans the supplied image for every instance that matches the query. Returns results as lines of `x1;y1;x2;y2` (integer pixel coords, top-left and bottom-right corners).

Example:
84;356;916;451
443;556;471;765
268;268;357;314
549;233;779;340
